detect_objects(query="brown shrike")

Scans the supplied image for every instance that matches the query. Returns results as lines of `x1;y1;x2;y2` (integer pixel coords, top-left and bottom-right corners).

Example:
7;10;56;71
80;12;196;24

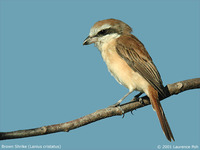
83;18;174;141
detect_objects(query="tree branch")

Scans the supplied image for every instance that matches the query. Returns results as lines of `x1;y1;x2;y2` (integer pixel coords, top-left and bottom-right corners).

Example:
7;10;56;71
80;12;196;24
0;78;200;140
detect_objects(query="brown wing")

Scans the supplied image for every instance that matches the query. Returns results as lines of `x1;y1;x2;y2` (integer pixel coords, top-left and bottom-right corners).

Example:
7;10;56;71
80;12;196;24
116;35;166;98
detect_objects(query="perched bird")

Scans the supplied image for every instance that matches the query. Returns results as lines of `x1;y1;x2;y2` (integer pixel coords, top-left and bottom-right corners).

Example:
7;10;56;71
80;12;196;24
83;18;174;141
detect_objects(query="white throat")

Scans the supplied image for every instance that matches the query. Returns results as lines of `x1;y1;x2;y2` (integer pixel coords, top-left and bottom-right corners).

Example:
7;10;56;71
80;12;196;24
95;33;120;51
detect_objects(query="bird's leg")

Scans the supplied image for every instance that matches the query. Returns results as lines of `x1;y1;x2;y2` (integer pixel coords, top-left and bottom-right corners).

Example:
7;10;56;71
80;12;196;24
108;91;133;117
130;92;143;115
130;92;145;106
108;91;133;108
130;92;143;102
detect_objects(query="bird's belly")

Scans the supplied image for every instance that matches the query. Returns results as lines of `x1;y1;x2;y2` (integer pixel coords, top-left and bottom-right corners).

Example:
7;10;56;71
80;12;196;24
101;46;149;92
108;62;147;93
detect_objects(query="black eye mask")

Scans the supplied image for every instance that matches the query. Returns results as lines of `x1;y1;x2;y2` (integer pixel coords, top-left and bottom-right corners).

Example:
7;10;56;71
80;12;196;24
96;28;119;37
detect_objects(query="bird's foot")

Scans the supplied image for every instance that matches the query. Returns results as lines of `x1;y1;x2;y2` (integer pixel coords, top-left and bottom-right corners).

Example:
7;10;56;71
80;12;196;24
130;92;143;103
108;102;125;118
138;97;145;105
130;96;145;106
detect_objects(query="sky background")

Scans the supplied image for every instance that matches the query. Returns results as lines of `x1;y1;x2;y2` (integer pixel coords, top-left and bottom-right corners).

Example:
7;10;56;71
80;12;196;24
0;0;200;150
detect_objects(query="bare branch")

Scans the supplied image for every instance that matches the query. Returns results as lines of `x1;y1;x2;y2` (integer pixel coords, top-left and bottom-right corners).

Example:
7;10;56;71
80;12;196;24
0;78;199;140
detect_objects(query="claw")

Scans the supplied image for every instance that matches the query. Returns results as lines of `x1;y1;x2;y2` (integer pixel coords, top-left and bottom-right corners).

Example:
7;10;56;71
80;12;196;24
139;98;145;106
117;106;125;118
131;110;134;115
130;110;134;115
122;113;125;118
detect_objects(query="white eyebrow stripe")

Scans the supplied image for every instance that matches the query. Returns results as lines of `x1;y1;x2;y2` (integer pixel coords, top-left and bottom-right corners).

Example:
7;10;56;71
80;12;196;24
89;24;111;37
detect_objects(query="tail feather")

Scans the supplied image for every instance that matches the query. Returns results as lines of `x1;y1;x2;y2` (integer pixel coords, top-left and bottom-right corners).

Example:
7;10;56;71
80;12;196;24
148;86;175;141
157;104;175;141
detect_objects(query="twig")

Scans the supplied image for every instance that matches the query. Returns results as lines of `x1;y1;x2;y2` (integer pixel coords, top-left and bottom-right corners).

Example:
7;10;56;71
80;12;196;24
0;78;199;140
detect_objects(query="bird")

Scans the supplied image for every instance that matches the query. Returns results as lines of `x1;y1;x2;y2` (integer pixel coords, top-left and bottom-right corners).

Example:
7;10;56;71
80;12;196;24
83;18;174;141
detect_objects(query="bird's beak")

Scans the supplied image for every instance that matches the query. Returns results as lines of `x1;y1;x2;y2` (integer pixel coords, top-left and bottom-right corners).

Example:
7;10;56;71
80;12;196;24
83;36;97;45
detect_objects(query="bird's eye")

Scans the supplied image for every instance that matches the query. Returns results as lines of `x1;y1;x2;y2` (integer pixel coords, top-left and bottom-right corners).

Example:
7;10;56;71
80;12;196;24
97;29;108;36
99;30;106;35
96;28;118;37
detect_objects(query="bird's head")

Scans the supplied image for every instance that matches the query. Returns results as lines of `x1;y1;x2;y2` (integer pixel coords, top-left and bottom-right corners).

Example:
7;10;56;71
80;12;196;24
83;19;132;48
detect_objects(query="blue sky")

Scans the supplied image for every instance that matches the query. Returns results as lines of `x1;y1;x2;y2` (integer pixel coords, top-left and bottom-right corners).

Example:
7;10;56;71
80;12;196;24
0;0;199;150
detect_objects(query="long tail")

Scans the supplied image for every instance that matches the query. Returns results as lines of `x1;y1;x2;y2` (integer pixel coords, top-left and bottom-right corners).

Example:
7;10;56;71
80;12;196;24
148;86;175;142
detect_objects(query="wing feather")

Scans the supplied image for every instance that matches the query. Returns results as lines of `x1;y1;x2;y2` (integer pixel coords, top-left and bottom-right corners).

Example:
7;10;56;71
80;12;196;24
116;35;166;98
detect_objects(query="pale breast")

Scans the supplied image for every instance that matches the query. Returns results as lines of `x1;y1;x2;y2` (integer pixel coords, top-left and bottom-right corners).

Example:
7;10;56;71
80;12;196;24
101;39;135;90
100;39;150;93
